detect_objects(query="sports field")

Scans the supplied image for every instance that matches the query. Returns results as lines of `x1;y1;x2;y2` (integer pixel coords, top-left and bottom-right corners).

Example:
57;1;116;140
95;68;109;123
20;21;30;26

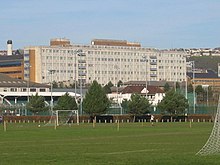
0;122;219;165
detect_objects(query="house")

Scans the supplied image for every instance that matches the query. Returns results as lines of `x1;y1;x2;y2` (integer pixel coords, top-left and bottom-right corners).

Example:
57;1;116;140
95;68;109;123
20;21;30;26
108;85;165;106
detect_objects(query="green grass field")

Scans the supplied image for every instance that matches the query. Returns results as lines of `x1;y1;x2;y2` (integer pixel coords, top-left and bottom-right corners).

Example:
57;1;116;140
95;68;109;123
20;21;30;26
0;122;219;165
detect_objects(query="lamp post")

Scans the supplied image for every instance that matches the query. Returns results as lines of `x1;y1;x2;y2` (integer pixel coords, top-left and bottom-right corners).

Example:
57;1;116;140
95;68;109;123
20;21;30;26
114;65;122;114
27;64;31;102
142;56;148;98
75;49;84;115
48;69;56;114
190;61;196;114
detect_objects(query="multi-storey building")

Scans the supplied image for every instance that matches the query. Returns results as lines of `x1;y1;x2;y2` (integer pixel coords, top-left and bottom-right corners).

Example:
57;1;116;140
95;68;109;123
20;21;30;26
24;38;187;86
0;55;24;79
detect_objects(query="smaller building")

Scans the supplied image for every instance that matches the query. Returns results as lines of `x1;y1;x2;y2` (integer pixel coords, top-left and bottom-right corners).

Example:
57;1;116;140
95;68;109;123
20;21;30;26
0;73;80;107
108;85;165;106
0;54;24;79
187;69;220;91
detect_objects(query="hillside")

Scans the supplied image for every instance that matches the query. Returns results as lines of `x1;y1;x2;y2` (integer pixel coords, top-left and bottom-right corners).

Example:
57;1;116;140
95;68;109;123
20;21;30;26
187;56;220;73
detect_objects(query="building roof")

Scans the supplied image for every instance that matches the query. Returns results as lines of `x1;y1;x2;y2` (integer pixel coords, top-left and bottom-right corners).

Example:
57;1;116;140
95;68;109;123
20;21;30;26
91;39;141;47
0;73;49;88
0;54;23;61
187;70;219;79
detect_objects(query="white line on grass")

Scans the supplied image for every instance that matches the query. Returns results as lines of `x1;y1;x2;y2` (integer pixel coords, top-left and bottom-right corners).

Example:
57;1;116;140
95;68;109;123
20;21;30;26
85;149;159;155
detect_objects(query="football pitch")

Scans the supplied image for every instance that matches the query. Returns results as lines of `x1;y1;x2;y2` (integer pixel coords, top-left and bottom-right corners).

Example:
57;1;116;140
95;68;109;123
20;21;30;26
0;122;219;165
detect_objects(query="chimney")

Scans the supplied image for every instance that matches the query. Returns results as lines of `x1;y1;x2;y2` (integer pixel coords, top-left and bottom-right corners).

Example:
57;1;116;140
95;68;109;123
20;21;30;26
7;40;13;55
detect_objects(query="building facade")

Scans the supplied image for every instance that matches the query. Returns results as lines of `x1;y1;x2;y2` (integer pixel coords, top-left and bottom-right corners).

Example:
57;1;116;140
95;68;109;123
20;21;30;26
0;55;24;79
24;38;187;86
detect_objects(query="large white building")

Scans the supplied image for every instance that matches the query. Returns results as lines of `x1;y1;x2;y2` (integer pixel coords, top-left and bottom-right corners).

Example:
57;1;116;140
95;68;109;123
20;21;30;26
24;38;187;86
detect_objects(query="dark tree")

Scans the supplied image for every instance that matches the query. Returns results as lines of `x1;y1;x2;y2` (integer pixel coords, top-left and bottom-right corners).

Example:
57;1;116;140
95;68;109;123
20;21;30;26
127;94;151;115
157;90;189;115
26;93;48;115
117;80;123;87
52;81;58;88
54;93;78;110
164;82;170;92
176;82;180;90
83;80;111;116
188;84;193;93
103;81;114;94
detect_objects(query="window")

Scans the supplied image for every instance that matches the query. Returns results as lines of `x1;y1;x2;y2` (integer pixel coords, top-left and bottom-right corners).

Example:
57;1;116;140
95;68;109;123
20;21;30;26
40;88;46;92
10;88;17;92
30;88;36;92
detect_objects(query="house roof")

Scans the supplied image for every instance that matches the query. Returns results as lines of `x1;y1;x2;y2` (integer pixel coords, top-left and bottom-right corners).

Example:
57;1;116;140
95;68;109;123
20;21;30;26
122;85;164;95
123;80;181;87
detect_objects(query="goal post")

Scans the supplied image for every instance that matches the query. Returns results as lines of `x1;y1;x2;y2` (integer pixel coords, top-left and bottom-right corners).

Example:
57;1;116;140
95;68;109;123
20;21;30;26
55;110;79;126
196;96;220;156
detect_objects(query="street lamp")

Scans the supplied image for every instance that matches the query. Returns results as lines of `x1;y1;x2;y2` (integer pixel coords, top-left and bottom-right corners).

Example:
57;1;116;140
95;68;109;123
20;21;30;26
142;56;148;98
75;49;84;115
114;65;122;115
27;64;31;102
48;69;56;114
190;61;196;114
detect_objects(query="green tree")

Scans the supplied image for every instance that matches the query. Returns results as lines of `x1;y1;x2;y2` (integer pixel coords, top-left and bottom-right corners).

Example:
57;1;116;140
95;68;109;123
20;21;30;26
195;85;205;102
121;99;129;113
127;94;151;115
188;84;193;93
164;82;170;92
176;82;180;90
83;80;111;116
59;82;64;88
103;81;114;94
26;93;48;115
157;90;189;115
117;80;123;87
54;93;78;110
52;81;58;88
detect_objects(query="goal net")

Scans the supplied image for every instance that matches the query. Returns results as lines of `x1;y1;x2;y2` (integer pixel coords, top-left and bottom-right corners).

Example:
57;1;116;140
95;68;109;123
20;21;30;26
55;110;79;126
196;96;220;156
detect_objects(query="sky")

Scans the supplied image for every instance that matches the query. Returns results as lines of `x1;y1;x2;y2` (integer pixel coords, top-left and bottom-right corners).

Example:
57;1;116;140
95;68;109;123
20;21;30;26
1;0;220;49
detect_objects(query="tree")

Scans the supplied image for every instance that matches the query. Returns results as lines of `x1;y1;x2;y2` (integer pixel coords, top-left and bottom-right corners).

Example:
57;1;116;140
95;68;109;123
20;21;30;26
54;93;78;110
121;99;129;113
164;82;170;92
52;81;58;88
103;81;114;94
59;82;64;88
195;85;205;102
117;80;123;87
157;90;188;115
188;84;193;93
176;82;180;90
127;94;151;115
195;85;204;95
83;80;111;116
26;93;48;115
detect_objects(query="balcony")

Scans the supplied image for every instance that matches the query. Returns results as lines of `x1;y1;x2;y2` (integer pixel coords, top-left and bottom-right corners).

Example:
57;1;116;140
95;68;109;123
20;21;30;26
150;61;157;65
78;60;86;63
78;66;86;69
150;74;157;77
150;68;157;71
150;56;157;59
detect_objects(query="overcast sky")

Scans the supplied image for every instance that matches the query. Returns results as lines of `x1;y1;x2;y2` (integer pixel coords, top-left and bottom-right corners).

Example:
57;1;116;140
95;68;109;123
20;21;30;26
1;0;220;49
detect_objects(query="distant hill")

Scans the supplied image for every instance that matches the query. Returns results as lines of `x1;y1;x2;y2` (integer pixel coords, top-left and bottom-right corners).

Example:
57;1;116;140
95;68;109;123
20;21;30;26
187;56;220;73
